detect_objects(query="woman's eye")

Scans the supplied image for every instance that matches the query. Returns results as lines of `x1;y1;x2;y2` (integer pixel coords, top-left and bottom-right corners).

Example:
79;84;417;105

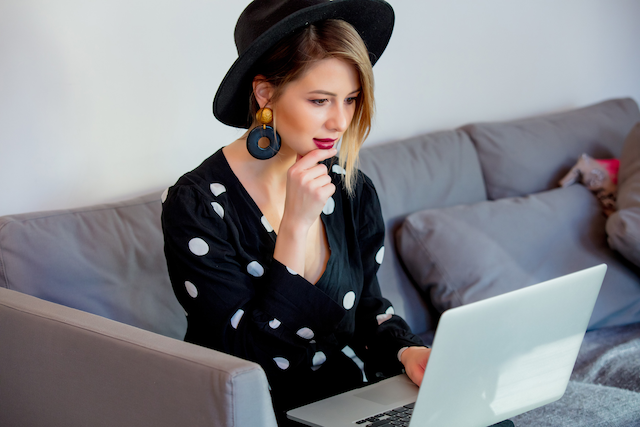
345;97;358;104
311;99;328;105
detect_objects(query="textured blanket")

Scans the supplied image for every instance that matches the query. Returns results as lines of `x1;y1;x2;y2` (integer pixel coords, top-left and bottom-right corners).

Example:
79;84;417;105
513;322;640;426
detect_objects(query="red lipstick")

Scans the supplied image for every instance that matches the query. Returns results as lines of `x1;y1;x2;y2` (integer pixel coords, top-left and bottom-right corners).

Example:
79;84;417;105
313;138;337;149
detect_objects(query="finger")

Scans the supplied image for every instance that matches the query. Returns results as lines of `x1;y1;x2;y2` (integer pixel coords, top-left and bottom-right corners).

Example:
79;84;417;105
408;365;425;387
314;180;335;199
318;182;336;200
295;147;337;169
314;173;333;188
305;171;332;190
303;163;329;180
290;163;329;187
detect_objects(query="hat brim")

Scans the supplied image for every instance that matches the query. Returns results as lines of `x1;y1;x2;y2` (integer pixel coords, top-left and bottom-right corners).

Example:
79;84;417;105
213;0;395;128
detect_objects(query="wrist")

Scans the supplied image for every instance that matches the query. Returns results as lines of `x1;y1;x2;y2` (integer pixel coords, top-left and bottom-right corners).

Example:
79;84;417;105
277;215;310;240
273;216;310;276
400;346;428;365
397;347;409;362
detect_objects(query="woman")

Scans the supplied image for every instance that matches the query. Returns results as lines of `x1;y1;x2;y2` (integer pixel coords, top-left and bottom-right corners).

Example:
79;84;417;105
161;0;430;423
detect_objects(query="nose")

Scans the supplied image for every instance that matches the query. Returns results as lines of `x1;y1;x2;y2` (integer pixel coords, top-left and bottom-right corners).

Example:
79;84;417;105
327;103;351;133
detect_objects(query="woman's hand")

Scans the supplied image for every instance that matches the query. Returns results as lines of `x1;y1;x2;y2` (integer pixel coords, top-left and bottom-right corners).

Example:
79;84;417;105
281;147;337;232
273;147;337;276
400;346;431;387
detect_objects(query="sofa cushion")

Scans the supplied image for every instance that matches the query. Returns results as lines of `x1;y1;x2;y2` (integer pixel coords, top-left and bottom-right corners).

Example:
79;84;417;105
0;191;187;339
396;185;640;330
463;98;640;200
359;129;487;334
607;122;640;267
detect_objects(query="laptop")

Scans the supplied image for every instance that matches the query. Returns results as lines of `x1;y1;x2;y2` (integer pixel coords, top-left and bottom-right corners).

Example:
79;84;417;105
287;264;607;427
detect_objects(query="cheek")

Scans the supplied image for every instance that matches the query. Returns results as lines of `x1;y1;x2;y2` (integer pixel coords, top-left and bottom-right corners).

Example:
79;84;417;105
349;105;357;122
277;103;323;135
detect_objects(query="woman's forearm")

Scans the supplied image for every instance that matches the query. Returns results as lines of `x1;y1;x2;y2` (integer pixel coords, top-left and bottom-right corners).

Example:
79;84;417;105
273;214;309;277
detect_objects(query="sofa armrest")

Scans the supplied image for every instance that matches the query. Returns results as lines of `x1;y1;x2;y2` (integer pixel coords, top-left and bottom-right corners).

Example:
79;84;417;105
0;287;277;427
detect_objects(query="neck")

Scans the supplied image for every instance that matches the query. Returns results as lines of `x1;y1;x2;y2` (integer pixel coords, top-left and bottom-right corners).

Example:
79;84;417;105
223;137;296;189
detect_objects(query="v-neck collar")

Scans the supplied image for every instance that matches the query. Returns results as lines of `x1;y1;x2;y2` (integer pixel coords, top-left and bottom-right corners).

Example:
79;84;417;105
215;149;335;286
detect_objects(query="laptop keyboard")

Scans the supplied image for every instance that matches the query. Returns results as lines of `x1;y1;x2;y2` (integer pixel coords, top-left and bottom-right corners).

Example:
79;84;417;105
354;402;414;426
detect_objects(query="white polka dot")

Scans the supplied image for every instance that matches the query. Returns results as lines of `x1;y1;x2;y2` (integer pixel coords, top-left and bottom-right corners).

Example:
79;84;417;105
312;351;327;366
375;246;385;265
247;261;264;277
161;188;169;203
211;202;224;219
296;327;314;340
385;306;395;315
286;266;298;276
322;197;335;215
343;291;356;310
184;281;198;298
210;183;226;196
188;238;209;256
376;313;392;325
269;319;281;329
261;215;273;233
332;164;346;175
230;309;244;329
274;357;290;370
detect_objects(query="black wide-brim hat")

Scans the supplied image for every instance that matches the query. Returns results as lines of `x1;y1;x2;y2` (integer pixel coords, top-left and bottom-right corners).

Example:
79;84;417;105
213;0;395;129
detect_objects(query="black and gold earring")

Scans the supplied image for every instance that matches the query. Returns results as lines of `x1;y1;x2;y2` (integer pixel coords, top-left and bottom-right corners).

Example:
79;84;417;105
246;107;281;160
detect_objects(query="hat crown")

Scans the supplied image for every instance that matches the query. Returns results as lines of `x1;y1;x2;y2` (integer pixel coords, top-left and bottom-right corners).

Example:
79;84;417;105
216;0;394;128
234;0;331;55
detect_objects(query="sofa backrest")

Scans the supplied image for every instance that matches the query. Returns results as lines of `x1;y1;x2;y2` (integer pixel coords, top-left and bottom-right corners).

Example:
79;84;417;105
360;97;640;337
464;97;640;200
359;129;487;335
0;192;186;339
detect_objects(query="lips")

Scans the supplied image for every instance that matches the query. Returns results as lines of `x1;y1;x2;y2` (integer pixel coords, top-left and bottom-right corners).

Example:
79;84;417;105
313;138;337;149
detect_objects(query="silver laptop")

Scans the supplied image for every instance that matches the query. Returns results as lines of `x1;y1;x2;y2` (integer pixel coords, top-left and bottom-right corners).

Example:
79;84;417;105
287;264;607;427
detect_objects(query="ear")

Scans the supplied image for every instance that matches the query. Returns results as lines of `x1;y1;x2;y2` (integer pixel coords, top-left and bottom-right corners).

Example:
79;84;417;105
252;76;274;109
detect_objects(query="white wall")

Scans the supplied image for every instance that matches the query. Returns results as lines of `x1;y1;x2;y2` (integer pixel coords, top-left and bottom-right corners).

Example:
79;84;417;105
1;0;639;216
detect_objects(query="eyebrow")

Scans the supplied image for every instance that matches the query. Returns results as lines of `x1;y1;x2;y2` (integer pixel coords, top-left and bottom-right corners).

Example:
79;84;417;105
307;88;361;97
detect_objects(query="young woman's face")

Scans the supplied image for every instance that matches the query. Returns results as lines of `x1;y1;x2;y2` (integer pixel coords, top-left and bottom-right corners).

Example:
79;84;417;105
272;57;360;156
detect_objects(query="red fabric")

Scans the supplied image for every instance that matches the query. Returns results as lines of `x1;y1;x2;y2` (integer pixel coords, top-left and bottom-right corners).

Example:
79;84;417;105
596;158;620;184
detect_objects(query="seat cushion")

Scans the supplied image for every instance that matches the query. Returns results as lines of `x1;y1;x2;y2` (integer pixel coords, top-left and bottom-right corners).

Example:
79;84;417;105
396;185;640;330
0;191;187;339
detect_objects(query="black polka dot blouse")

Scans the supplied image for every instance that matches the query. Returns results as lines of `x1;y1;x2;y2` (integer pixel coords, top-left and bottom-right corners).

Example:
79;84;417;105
161;149;423;417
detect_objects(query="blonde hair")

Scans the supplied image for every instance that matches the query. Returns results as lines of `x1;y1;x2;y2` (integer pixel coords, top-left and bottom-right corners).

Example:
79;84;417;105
249;19;375;196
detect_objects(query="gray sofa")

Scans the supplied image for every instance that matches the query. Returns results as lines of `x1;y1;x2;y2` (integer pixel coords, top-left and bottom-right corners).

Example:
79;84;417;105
2;98;640;426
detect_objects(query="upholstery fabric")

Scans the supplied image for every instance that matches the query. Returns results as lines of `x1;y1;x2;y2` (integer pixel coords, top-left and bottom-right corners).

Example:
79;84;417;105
0;287;277;427
607;122;640;267
396;185;640;330
0;191;186;339
463;98;640;200
359;129;487;334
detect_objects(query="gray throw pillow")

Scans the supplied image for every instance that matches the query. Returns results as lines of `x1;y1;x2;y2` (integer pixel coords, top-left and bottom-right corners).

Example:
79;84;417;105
396;185;640;330
462;98;640;200
606;122;640;267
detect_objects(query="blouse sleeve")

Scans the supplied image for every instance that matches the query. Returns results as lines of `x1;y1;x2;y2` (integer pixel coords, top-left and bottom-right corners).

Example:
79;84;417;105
161;183;346;381
350;174;425;379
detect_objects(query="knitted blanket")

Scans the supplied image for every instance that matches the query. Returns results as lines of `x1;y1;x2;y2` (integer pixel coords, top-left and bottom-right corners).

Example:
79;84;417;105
513;322;640;426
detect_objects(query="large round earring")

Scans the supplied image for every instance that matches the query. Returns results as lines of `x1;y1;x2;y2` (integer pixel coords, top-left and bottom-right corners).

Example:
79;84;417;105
247;107;281;160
